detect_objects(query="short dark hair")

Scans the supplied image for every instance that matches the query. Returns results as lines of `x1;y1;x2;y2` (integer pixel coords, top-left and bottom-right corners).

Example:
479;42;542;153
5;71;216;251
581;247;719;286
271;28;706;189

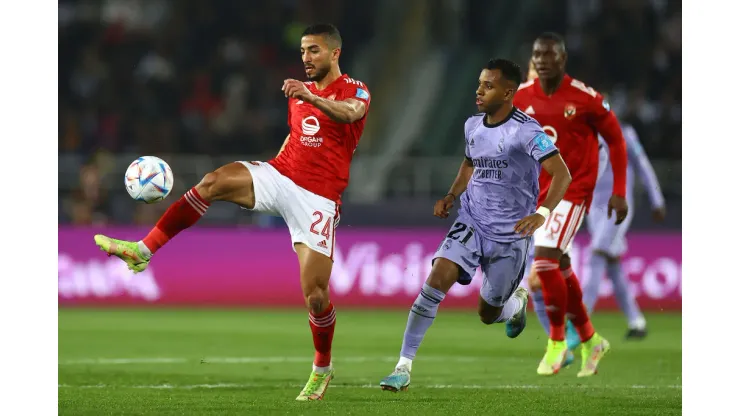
485;58;523;87
302;23;342;48
535;31;566;53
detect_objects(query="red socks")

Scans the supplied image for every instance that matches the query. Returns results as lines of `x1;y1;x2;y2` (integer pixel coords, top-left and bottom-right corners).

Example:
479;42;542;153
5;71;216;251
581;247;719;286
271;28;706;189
562;266;595;342
534;258;596;342
309;302;336;367
534;257;567;341
142;188;210;254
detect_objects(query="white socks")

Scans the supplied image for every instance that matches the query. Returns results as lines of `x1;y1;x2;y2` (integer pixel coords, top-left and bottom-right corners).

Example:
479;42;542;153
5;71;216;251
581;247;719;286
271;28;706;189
396;356;413;371
313;363;332;374
137;241;152;259
494;296;523;323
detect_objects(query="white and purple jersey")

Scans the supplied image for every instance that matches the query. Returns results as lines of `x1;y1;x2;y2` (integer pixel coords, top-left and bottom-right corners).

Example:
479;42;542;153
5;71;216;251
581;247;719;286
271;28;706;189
460;108;559;243
592;124;665;210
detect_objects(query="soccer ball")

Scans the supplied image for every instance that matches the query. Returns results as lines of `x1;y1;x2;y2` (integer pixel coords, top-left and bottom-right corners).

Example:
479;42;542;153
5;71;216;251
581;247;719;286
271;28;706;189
124;156;174;203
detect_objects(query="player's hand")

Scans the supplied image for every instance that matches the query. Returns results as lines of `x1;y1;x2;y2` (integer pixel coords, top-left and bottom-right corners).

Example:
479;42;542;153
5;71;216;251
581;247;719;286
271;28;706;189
652;206;666;223
434;194;455;218
527;268;542;292
608;195;629;225
282;79;314;101
514;213;546;237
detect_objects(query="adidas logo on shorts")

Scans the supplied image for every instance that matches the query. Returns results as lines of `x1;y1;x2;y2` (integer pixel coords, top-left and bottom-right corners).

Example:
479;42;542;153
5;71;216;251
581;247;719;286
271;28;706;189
318;240;328;249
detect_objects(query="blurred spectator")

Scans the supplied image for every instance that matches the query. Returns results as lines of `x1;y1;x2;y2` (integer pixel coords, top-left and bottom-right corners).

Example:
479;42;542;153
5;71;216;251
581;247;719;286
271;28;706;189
59;0;679;225
59;0;376;224
63;159;111;226
515;0;681;159
59;0;367;160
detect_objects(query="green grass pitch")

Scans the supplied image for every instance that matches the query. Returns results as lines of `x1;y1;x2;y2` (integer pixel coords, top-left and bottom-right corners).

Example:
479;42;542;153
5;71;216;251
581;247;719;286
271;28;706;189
58;308;681;415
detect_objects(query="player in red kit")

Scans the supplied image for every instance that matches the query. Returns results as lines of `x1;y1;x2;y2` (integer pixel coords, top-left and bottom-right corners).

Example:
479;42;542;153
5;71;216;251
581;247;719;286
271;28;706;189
93;24;371;401
514;32;629;377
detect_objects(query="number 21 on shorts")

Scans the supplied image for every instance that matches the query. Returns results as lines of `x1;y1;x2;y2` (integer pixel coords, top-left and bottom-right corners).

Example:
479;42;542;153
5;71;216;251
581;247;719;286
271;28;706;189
447;222;475;245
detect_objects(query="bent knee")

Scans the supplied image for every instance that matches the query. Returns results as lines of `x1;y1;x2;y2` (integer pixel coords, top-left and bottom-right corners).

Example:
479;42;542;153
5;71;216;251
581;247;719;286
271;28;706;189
196;171;220;200
196;170;236;202
479;312;500;325
535;246;561;260
478;304;503;325
426;258;462;293
593;250;619;264
304;284;330;314
306;292;329;315
559;254;571;270
195;163;254;205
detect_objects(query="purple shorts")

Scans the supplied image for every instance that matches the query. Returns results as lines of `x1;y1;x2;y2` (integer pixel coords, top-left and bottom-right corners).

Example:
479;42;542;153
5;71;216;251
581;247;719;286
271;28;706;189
434;213;531;307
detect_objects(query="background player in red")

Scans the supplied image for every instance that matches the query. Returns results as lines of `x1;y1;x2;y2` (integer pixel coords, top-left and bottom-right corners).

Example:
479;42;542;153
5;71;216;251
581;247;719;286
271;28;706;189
514;32;629;377
93;24;371;401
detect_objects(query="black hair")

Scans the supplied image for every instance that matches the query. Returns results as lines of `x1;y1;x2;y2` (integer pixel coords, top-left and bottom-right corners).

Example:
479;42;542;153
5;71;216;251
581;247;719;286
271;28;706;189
302;23;342;48
535;31;567;53
485;58;523;87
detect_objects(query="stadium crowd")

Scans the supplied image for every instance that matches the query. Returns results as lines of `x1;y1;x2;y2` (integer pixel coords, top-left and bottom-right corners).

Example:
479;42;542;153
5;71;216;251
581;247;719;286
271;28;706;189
58;0;680;225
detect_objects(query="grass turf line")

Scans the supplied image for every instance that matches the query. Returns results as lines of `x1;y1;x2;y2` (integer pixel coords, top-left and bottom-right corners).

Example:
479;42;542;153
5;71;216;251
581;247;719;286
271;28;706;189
59;309;681;415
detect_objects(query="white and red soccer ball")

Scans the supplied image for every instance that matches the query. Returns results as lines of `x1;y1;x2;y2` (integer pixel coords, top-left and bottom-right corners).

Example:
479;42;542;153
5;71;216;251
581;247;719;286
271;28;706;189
124;156;174;203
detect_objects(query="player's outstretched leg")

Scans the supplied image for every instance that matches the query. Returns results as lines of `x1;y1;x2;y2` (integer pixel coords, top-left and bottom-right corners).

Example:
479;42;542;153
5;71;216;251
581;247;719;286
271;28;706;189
559;255;611;377
605;258;647;339
95;162;256;272
295;244;336;401
379;258;459;392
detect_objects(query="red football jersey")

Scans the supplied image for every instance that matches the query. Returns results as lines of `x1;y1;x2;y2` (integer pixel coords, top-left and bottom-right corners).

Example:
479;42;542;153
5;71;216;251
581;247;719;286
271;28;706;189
514;74;627;209
269;74;371;203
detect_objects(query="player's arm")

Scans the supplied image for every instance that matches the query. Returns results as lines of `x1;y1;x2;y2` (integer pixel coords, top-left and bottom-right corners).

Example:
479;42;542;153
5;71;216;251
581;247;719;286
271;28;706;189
282;78;368;124
306;96;367;124
587;93;629;224
434;157;473;219
538;153;572;212
447;157;475;199
446;126;476;201
514;129;571;236
595;111;628;198
625;127;666;221
435;122;474;219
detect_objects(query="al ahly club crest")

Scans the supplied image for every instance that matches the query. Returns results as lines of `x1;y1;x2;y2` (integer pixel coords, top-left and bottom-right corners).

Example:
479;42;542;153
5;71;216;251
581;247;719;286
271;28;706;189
564;103;577;120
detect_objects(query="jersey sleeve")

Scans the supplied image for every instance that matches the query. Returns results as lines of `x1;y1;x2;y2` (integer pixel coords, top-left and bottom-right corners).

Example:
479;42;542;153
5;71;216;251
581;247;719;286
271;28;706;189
624;125;665;209
520;120;558;163
464;118;473;159
343;80;371;108
588;92;628;197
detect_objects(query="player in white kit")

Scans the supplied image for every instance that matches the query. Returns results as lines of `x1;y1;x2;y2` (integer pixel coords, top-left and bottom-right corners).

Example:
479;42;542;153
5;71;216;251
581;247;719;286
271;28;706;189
582;125;666;339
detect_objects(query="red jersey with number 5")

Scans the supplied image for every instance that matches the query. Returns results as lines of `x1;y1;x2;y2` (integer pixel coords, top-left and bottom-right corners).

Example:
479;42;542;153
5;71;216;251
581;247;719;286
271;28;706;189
513;74;627;210
269;74;371;204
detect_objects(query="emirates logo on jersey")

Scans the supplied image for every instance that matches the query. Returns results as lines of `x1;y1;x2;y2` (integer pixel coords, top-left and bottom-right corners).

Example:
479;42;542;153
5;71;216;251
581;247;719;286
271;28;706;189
302;116;320;136
564;103;577;120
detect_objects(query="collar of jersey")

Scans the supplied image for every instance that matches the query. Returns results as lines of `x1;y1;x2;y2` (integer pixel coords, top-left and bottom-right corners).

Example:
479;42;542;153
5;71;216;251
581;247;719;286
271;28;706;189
483;107;517;128
534;73;573;97
310;73;349;92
